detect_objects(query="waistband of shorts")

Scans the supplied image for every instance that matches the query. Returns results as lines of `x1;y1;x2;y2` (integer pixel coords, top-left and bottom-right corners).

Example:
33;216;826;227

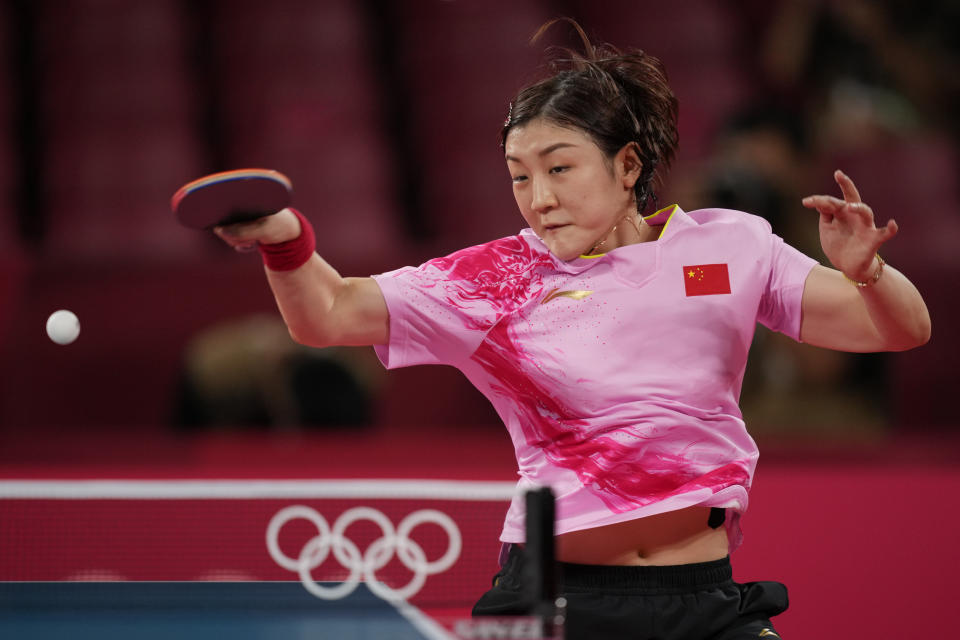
559;555;733;594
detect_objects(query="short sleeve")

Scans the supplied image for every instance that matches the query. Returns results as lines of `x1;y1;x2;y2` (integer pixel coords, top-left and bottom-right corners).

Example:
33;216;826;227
371;236;553;369
756;231;818;341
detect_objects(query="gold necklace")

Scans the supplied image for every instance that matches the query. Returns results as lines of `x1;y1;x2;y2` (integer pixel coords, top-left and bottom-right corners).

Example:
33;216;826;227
587;213;644;255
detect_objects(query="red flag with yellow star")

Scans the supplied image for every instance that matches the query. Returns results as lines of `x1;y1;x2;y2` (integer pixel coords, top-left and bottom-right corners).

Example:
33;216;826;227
683;264;731;296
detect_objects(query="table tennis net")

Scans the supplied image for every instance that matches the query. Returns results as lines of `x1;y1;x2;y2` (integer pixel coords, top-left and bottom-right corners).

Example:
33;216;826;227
0;480;530;609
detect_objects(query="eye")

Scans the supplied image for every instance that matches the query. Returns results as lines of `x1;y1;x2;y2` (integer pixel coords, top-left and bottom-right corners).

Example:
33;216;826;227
511;175;528;184
549;166;569;175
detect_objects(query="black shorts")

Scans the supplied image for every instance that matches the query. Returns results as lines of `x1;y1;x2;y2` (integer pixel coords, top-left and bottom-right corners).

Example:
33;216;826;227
472;545;788;640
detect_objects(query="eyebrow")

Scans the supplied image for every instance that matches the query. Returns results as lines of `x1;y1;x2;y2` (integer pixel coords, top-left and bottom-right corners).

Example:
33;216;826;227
505;142;578;163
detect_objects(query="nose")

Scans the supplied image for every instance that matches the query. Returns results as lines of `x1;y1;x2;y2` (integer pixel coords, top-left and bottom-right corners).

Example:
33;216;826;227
531;178;557;212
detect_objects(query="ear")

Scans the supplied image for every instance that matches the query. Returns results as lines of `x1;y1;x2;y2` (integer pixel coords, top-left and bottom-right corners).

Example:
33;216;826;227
616;142;644;189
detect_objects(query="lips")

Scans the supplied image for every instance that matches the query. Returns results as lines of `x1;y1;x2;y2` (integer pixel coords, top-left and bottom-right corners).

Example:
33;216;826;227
542;224;569;232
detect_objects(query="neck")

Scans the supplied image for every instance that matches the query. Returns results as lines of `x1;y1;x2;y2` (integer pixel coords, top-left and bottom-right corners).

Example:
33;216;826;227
587;212;649;255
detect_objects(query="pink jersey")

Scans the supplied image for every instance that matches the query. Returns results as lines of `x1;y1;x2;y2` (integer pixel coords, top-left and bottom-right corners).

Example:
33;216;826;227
372;206;817;552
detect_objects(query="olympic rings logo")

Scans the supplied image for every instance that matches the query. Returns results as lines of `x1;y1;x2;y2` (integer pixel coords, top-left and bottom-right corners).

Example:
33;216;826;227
266;505;462;602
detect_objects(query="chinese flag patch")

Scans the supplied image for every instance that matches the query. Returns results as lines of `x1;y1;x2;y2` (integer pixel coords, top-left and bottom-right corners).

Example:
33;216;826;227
683;264;731;296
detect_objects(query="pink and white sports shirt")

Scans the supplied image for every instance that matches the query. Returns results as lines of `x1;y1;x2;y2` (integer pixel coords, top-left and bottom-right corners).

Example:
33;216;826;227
372;206;817;552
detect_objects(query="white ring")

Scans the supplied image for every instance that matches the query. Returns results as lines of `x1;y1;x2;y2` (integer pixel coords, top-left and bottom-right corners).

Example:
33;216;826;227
265;505;331;572
298;534;362;600
395;509;462;575
364;535;428;602
265;505;462;602
331;506;396;571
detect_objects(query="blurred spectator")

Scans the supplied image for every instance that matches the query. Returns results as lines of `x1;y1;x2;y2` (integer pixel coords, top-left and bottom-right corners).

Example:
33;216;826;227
753;0;959;148
173;314;383;430
699;105;819;253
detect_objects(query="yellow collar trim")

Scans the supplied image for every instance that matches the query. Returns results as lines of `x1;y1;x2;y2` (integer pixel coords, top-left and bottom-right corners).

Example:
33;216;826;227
577;204;679;258
643;203;679;225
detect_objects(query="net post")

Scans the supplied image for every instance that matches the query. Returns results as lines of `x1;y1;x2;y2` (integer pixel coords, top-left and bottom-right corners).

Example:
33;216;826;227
523;486;564;638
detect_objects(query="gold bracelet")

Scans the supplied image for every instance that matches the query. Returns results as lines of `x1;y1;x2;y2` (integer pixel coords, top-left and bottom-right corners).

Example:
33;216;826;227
844;254;885;288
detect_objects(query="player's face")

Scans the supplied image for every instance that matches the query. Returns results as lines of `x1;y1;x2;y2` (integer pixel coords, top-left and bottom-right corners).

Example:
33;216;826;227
505;119;639;261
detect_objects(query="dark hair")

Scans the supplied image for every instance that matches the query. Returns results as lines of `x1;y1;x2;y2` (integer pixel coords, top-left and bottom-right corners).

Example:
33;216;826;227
501;19;679;213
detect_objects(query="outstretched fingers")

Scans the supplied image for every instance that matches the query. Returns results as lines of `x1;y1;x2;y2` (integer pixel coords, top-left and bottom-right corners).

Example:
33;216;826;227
802;194;845;218
839;200;876;226
834;169;862;204
803;170;878;228
802;169;865;213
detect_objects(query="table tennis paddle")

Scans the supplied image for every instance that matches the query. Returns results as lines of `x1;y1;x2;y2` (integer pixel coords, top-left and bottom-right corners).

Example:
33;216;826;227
171;169;293;230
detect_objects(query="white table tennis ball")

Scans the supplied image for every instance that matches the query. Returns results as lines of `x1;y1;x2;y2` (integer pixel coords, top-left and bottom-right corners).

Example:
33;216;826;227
46;309;80;345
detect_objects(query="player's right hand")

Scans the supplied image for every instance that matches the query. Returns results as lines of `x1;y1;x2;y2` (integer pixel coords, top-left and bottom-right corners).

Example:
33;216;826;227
213;207;302;252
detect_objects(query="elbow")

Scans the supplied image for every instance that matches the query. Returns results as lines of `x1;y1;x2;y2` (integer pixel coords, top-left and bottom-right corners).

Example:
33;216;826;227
911;311;933;349
888;317;932;352
286;325;311;346
914;317;932;348
287;324;336;349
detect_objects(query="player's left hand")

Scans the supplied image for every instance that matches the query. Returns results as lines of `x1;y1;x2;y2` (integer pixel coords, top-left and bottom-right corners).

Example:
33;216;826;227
802;170;898;282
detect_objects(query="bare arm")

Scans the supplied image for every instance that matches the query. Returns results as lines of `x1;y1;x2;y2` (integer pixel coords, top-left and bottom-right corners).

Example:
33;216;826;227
798;171;931;352
214;209;389;347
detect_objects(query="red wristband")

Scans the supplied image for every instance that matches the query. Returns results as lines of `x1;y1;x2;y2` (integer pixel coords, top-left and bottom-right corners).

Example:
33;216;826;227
258;208;316;271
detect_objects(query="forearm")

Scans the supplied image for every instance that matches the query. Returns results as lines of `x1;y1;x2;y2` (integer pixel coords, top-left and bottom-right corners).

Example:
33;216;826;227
800;264;930;353
265;253;349;347
857;263;931;351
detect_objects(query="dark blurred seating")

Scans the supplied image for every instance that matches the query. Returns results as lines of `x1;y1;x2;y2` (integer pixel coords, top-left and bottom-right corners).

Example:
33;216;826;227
0;6;15;252
0;6;28;355
391;0;553;253
37;0;206;263
206;0;403;272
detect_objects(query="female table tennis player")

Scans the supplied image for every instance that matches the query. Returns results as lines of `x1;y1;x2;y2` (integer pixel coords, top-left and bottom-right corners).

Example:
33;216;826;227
213;20;930;640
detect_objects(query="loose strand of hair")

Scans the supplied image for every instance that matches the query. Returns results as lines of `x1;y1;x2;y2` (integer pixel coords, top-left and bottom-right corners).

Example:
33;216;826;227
531;16;598;60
